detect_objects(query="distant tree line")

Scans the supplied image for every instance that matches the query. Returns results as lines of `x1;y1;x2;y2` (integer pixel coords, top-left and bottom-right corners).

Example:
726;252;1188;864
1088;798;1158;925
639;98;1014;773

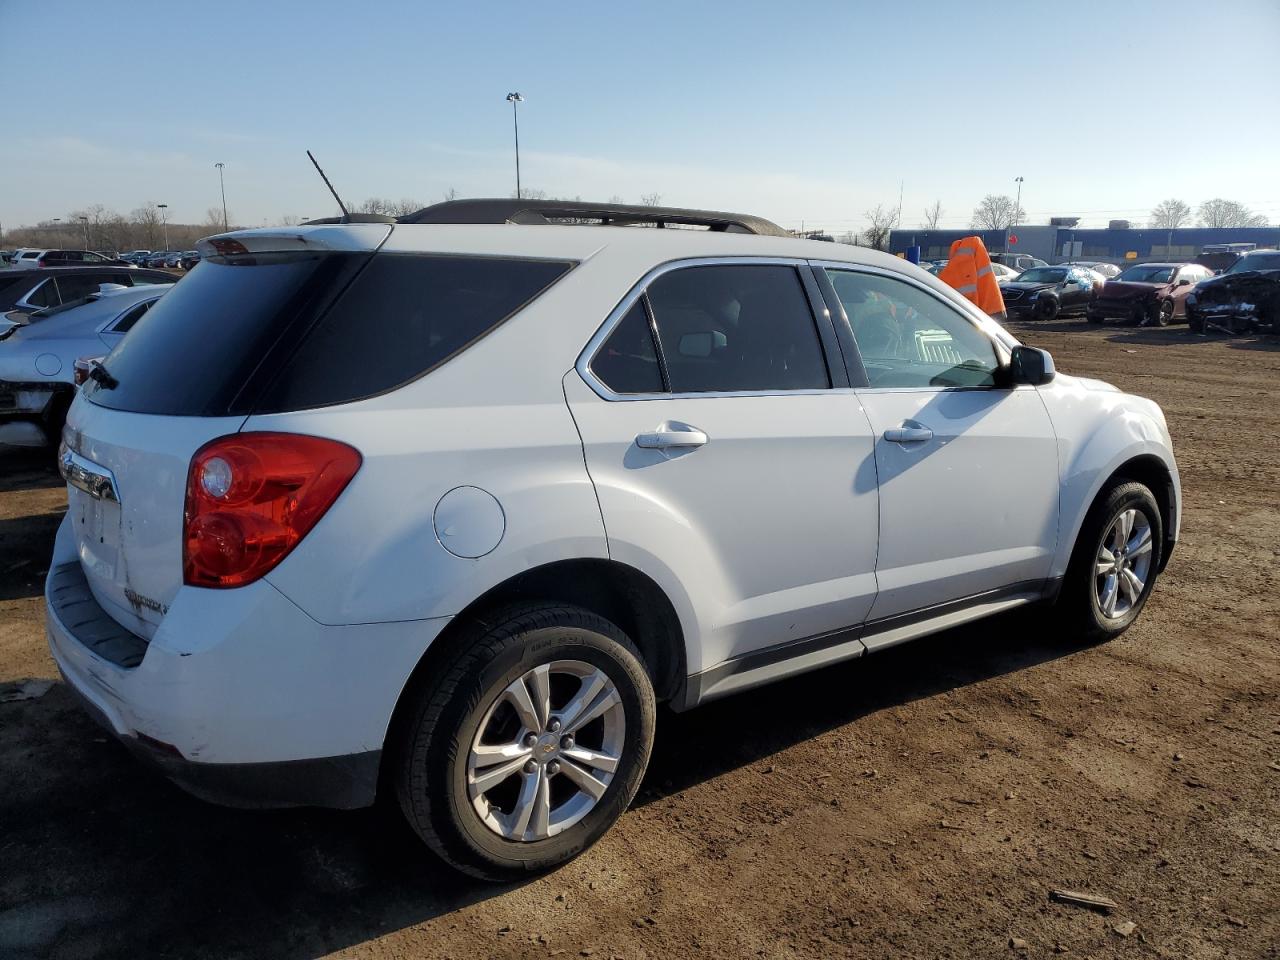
0;188;679;251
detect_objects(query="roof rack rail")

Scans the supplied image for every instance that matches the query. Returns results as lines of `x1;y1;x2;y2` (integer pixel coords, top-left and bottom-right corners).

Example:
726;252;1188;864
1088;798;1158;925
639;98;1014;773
300;213;398;225
397;199;789;237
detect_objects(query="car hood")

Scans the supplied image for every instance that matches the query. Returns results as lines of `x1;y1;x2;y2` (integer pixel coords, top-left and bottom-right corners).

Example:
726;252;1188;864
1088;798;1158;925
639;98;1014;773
1055;372;1121;393
1194;268;1280;292
1097;280;1164;301
1002;281;1056;293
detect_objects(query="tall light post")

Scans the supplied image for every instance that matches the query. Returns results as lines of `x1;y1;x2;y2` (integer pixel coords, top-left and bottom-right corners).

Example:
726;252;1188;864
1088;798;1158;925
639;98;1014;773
78;215;89;248
52;218;62;247
1011;176;1024;253
215;162;228;230
157;204;169;250
506;92;524;199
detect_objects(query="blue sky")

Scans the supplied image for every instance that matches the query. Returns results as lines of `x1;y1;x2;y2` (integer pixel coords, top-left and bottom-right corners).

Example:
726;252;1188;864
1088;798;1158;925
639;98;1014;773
2;0;1278;232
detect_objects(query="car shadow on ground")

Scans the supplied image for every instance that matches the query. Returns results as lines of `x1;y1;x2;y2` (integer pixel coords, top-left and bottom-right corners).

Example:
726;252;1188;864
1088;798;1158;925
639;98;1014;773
0;449;61;494
0;512;64;601
0;607;1081;959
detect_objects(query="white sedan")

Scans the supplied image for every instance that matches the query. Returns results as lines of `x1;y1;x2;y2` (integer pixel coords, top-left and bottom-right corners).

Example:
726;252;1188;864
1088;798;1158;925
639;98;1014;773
0;284;167;447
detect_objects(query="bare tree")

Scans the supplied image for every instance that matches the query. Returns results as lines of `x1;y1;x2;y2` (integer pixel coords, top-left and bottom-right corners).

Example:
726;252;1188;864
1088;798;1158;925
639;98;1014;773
639;193;663;207
607;195;626;205
511;188;549;200
130;202;163;249
863;204;899;250
1197;198;1269;228
204;207;229;229
442;187;458;202
922;200;944;230
357;197;395;215
971;194;1025;230
1149;198;1191;229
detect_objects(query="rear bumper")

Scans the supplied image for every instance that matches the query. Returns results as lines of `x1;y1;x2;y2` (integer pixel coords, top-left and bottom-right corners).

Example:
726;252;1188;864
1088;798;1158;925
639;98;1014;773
45;515;448;809
1087;299;1153;321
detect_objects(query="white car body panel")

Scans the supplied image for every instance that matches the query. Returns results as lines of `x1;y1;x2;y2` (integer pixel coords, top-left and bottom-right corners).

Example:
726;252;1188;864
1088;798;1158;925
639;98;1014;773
48;219;1181;800
46;515;442;764
857;385;1059;619
64;400;247;639
564;373;880;674
1036;373;1180;578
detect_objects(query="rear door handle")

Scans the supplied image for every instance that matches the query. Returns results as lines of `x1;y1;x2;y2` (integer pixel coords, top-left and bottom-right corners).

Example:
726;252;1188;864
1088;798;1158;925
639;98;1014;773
635;421;709;449
883;424;933;444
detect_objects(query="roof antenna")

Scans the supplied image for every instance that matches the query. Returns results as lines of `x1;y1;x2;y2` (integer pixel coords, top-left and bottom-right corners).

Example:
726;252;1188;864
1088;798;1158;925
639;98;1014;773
307;150;350;219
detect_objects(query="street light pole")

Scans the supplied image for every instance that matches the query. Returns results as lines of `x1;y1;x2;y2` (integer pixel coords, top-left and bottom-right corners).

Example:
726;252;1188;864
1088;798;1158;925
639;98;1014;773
157;204;169;250
215;162;228;230
52;218;62;247
506;92;524;199
79;216;89;248
1012;176;1024;253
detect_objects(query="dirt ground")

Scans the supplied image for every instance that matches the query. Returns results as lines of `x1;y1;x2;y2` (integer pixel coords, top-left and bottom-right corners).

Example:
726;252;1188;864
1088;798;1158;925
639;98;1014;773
1;321;1277;960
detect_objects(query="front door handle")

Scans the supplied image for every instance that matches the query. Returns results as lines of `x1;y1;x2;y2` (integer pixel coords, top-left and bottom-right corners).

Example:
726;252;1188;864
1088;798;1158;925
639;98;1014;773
635;421;709;449
884;423;933;444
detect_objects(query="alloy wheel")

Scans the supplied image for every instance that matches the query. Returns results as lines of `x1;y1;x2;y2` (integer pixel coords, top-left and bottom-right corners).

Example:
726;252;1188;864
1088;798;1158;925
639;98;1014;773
466;660;625;842
1094;508;1154;619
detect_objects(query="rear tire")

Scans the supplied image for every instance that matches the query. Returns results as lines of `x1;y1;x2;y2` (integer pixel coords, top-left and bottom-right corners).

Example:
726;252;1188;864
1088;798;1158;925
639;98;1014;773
394;603;656;880
1058;481;1163;644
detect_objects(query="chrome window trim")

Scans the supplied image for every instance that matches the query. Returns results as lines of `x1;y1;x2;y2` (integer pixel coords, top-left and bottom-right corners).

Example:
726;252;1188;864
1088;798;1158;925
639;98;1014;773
809;259;1016;395
576;256;835;402
14;277;53;311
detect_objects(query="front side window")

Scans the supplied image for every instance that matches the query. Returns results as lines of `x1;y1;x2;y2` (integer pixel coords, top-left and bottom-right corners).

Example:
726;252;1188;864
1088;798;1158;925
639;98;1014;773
642;264;829;394
826;269;1000;389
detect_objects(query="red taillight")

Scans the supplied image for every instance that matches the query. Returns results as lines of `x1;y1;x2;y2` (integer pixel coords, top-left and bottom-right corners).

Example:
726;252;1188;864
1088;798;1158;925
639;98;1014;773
183;433;361;588
73;356;103;387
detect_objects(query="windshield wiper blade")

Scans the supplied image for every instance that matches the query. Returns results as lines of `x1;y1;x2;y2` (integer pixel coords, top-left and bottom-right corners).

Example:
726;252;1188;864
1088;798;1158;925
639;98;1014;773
88;363;119;390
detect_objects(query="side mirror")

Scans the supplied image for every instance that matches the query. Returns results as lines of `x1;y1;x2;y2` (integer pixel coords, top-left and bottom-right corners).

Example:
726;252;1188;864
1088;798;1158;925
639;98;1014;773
1176;278;1191;286
1007;345;1056;386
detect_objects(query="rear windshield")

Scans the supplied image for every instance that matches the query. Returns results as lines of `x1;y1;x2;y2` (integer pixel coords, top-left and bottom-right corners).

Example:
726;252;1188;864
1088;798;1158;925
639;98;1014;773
86;251;573;417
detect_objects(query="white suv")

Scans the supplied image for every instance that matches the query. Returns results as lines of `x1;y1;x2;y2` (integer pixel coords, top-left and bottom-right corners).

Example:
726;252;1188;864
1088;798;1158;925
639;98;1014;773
47;200;1179;879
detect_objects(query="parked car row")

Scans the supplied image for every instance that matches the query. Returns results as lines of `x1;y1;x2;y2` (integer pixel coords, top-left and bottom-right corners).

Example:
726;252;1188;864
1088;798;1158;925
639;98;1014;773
6;248;135;269
925;245;1273;329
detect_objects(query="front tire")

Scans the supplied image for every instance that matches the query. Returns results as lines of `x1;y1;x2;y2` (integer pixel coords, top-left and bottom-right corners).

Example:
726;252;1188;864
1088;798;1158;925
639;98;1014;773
1059;481;1163;644
1155;299;1174;327
1035;297;1060;321
395;603;656;880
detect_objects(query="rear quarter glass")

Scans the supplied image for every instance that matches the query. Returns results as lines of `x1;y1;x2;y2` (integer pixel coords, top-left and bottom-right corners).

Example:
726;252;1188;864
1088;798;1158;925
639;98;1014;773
253;253;573;412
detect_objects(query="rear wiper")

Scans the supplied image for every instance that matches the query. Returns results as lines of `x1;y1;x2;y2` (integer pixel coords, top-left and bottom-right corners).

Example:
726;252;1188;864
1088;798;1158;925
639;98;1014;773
88;363;119;390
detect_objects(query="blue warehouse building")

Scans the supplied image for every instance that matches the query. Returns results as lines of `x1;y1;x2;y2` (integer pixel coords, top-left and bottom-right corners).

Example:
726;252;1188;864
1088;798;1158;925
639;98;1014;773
889;226;1279;265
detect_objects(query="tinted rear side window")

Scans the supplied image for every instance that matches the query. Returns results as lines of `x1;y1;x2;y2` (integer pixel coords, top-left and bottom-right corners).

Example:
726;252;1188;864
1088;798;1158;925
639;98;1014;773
254;254;572;412
87;252;365;416
646;264;830;393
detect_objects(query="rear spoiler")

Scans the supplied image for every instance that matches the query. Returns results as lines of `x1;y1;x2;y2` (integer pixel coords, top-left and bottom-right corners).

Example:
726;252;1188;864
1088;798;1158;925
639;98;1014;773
195;223;392;258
